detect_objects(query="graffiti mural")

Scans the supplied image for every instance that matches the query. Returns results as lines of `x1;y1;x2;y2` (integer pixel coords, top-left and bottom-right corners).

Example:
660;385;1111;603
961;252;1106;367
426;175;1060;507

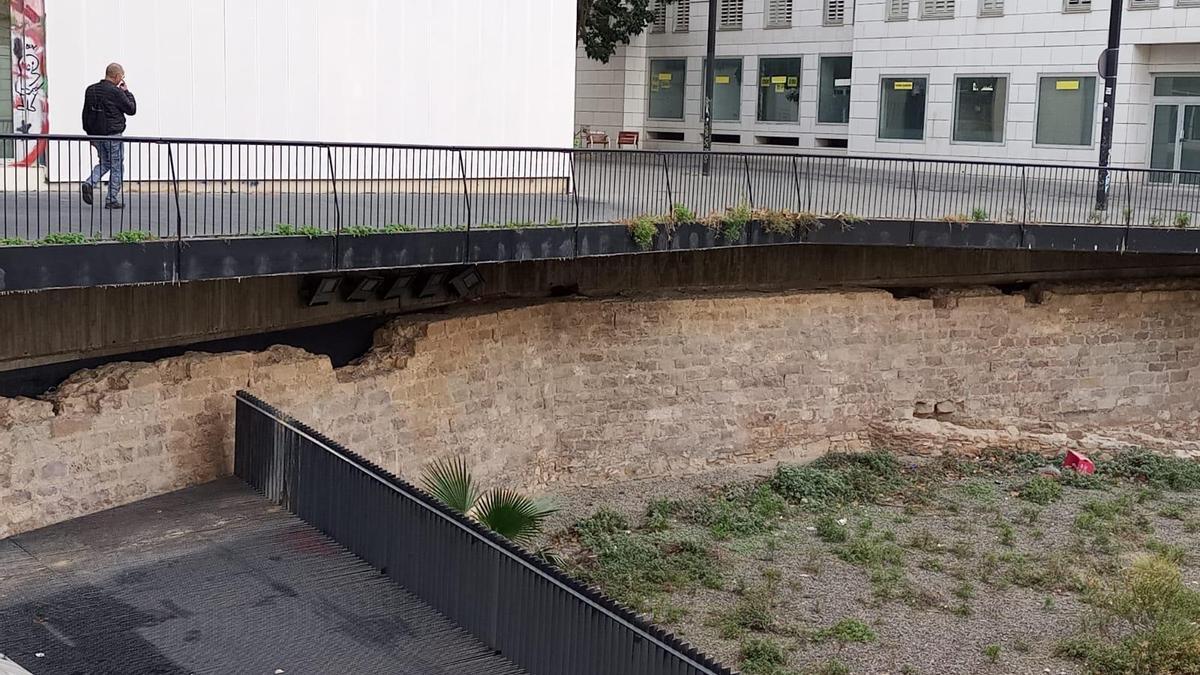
10;0;47;167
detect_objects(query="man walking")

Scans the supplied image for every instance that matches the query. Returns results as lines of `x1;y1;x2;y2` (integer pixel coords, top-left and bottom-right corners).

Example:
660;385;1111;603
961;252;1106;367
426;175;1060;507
81;63;136;209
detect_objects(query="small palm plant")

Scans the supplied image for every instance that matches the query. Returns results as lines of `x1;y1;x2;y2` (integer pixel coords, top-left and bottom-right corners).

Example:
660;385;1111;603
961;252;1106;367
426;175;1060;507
421;458;557;547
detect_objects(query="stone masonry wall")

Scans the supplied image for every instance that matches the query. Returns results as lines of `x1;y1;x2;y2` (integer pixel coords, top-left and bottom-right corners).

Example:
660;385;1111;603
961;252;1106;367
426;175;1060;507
3;284;1200;538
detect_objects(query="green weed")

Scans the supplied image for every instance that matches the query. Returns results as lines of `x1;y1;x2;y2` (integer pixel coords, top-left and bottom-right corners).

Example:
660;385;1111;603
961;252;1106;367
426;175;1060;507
983;644;1002;663
628;214;658;251
113;230;154;243
572;509;721;611
815;514;849;543
41;232;89;245
1057;555;1200;674
1019;475;1064;505
678;483;787;540
669;203;696;224
739;637;789;675
970;207;989;222
718;579;777;638
1102;452;1200;491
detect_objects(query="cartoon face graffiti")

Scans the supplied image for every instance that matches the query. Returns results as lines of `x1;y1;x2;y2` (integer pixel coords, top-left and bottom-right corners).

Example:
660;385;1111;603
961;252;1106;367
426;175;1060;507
10;0;50;166
13;34;44;112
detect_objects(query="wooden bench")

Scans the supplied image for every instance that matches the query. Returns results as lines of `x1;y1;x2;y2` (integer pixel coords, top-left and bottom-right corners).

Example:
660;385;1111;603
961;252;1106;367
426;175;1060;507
617;131;640;148
585;132;609;148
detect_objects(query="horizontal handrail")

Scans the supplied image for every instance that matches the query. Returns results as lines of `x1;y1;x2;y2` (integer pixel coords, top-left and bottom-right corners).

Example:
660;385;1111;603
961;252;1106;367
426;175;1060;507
2;132;1198;175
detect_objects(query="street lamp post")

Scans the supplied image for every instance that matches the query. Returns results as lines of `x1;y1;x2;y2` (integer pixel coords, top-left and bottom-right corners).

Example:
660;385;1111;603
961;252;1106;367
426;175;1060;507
702;0;717;176
1095;0;1124;210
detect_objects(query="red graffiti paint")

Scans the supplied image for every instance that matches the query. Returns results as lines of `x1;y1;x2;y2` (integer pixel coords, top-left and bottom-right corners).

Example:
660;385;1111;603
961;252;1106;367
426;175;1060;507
11;0;48;167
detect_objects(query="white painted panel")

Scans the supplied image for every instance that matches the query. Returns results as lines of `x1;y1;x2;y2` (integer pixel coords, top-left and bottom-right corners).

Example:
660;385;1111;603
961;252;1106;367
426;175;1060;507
44;0;574;149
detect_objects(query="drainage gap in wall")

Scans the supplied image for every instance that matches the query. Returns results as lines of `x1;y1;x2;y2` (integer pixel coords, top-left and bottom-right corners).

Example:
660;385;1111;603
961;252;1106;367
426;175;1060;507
712;133;742;145
0;315;394;399
754;135;800;147
887;287;930;300
647;131;686;142
815;137;849;149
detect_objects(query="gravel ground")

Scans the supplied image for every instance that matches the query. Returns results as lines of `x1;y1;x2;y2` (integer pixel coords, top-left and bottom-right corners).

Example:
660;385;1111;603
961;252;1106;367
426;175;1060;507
541;459;1200;675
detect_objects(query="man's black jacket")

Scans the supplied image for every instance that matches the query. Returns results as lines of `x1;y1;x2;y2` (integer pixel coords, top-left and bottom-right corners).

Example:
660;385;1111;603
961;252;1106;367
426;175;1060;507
81;80;136;135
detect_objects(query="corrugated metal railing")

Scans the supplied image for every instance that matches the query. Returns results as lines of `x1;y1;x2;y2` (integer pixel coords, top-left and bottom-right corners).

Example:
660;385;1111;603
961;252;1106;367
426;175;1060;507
233;391;734;675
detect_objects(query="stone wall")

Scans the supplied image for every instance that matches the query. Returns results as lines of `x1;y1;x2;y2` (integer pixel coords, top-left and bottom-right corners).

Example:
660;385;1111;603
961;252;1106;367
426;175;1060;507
3;284;1200;538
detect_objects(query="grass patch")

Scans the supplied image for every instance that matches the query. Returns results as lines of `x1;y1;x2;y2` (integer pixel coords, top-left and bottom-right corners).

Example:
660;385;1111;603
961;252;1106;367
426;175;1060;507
815;514;849;543
739;637;790;675
957;480;999;503
1019;476;1064;505
1101;452;1200;491
718;578;778;638
41;232;90;245
678;483;788;540
772;452;906;509
572;509;721;611
837;532;904;567
113;230;154;243
1158;502;1192;521
1057;555;1200;674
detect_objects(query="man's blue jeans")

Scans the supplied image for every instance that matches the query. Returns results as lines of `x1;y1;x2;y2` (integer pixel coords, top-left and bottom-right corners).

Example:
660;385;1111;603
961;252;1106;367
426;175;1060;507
86;138;124;204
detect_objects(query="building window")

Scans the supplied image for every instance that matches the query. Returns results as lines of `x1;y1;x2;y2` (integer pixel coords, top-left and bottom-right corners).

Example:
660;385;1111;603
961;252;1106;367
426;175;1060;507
720;0;743;28
979;0;1004;15
824;0;847;25
1063;0;1091;11
766;0;793;27
1035;76;1096;146
878;77;927;140
757;57;802;123
1155;76;1200;97
818;56;853;124
705;58;744;121
888;0;910;20
953;76;1007;143
649;59;687;120
651;1;667;32
921;0;955;18
674;0;691;31
1128;0;1158;7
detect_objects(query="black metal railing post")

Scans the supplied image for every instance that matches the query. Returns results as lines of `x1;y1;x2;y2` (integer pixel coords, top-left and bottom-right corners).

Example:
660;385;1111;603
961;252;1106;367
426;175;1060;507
1020;165;1029;225
790;156;802;214
660;152;674;210
457;149;472;263
325;146;342;268
743;156;755;208
909;160;919;245
569;150;581;258
167;143;185;281
805;156;814;213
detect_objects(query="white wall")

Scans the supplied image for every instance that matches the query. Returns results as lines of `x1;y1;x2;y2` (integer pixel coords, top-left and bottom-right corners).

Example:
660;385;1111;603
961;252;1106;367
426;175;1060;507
45;0;576;149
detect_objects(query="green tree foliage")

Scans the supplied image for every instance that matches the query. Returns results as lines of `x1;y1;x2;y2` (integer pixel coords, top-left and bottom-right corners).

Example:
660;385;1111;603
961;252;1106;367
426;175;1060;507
578;0;673;63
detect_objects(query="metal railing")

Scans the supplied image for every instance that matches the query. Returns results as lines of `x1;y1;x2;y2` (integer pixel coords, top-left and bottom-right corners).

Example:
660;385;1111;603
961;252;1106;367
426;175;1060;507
2;132;1200;243
233;391;733;675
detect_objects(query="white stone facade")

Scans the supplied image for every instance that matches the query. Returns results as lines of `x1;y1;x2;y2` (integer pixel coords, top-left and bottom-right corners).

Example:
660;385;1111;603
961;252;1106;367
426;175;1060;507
575;0;1200;167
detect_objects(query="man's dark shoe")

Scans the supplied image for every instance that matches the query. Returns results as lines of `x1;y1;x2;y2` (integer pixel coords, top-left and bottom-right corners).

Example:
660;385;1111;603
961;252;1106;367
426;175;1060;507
80;183;93;205
104;201;124;210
